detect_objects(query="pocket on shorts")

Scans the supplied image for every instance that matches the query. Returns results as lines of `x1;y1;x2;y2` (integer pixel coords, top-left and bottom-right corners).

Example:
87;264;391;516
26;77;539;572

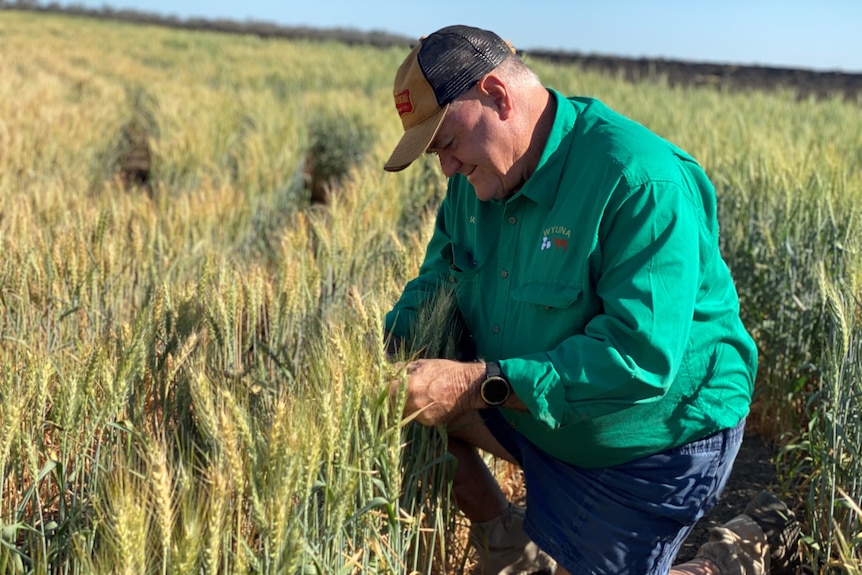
599;444;724;525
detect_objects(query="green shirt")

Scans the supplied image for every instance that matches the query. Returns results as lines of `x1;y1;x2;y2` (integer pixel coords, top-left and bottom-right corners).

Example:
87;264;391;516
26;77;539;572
386;90;757;468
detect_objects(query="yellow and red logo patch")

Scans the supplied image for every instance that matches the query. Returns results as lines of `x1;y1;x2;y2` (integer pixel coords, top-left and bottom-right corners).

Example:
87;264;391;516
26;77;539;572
394;89;413;117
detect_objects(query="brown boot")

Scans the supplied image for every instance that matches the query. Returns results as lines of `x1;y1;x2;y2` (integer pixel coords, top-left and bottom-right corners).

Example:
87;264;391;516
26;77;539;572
695;514;769;575
469;503;557;574
743;491;801;575
695;491;802;575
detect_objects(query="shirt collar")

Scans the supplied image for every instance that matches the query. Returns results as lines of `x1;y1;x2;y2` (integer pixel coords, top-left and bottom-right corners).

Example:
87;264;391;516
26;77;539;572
507;89;578;210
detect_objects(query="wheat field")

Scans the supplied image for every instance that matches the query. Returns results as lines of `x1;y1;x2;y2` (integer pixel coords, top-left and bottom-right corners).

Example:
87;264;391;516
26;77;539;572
1;9;861;574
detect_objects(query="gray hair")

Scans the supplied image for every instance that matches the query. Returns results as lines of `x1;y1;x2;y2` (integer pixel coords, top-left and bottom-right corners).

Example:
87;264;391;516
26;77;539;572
495;54;542;88
449;54;541;111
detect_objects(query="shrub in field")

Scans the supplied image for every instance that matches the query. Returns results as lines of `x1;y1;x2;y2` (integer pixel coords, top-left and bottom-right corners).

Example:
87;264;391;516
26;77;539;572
302;111;376;204
98;86;160;194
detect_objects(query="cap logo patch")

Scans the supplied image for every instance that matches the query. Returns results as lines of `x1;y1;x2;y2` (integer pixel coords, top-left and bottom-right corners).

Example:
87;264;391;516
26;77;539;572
394;89;413;117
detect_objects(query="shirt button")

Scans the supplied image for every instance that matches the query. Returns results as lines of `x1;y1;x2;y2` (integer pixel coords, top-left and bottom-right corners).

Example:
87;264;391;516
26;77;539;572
508;216;517;225
500;270;508;278
492;325;500;334
449;275;456;283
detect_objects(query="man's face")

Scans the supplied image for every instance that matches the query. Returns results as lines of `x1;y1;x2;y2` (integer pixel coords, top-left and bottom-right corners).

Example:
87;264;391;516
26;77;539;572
426;94;516;201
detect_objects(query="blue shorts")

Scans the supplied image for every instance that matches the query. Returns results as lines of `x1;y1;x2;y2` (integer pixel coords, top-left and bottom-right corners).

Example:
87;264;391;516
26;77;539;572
480;409;745;575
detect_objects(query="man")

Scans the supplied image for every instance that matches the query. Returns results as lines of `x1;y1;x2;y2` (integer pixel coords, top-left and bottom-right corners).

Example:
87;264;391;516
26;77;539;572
383;25;798;575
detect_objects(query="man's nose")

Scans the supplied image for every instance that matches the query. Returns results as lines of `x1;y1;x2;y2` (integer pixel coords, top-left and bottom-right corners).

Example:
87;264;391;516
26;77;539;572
438;151;461;178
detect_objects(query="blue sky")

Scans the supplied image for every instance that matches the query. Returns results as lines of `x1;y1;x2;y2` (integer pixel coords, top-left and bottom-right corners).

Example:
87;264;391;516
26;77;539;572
63;0;861;72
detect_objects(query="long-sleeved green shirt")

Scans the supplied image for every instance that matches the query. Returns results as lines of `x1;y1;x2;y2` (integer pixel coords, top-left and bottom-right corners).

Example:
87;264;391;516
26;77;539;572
386;90;757;468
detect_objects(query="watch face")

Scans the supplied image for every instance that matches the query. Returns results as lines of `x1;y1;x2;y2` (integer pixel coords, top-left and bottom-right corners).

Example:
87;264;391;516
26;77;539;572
482;376;510;406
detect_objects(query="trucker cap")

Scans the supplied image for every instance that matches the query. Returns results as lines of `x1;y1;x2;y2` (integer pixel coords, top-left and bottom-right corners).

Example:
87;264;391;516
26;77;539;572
383;25;515;172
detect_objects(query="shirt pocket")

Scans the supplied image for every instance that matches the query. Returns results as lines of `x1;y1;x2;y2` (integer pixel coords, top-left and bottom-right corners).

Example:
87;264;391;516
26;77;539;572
441;242;482;278
440;242;483;314
511;283;588;347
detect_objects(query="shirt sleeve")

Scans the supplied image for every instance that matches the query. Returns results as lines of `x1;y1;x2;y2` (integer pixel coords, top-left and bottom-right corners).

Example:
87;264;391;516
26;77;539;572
500;179;703;428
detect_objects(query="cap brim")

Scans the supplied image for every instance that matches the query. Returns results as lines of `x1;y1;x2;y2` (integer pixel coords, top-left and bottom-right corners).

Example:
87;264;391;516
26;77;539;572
383;104;449;172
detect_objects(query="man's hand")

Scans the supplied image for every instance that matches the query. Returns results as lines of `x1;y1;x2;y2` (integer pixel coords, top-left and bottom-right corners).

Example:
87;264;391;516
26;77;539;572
390;359;485;426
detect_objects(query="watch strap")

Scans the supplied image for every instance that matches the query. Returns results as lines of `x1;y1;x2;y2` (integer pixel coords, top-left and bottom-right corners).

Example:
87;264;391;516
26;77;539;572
486;361;503;379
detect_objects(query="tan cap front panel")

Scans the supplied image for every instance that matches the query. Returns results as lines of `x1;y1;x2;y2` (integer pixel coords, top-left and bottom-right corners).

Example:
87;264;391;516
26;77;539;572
392;42;442;131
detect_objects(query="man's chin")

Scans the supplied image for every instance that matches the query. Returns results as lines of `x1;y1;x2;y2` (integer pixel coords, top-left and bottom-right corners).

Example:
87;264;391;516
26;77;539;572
469;178;496;202
475;188;507;202
473;188;496;202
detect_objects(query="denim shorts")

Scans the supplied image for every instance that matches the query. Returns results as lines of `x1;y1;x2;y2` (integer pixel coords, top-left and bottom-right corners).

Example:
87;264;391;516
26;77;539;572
480;409;745;575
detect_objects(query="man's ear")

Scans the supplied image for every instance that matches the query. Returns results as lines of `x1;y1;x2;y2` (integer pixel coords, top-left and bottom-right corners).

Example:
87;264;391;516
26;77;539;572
476;74;512;119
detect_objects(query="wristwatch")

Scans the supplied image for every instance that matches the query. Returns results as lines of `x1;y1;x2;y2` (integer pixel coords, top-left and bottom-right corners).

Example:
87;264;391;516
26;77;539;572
480;362;511;406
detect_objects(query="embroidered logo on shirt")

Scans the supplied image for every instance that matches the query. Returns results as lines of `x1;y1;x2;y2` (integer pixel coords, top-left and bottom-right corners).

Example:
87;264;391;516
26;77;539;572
541;226;571;252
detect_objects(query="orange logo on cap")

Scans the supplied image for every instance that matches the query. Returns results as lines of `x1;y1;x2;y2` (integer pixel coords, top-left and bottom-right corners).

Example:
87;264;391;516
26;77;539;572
394;89;413;117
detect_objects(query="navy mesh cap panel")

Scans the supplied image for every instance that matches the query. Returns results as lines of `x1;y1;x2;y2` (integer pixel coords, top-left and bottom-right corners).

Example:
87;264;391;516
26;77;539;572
418;25;512;107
